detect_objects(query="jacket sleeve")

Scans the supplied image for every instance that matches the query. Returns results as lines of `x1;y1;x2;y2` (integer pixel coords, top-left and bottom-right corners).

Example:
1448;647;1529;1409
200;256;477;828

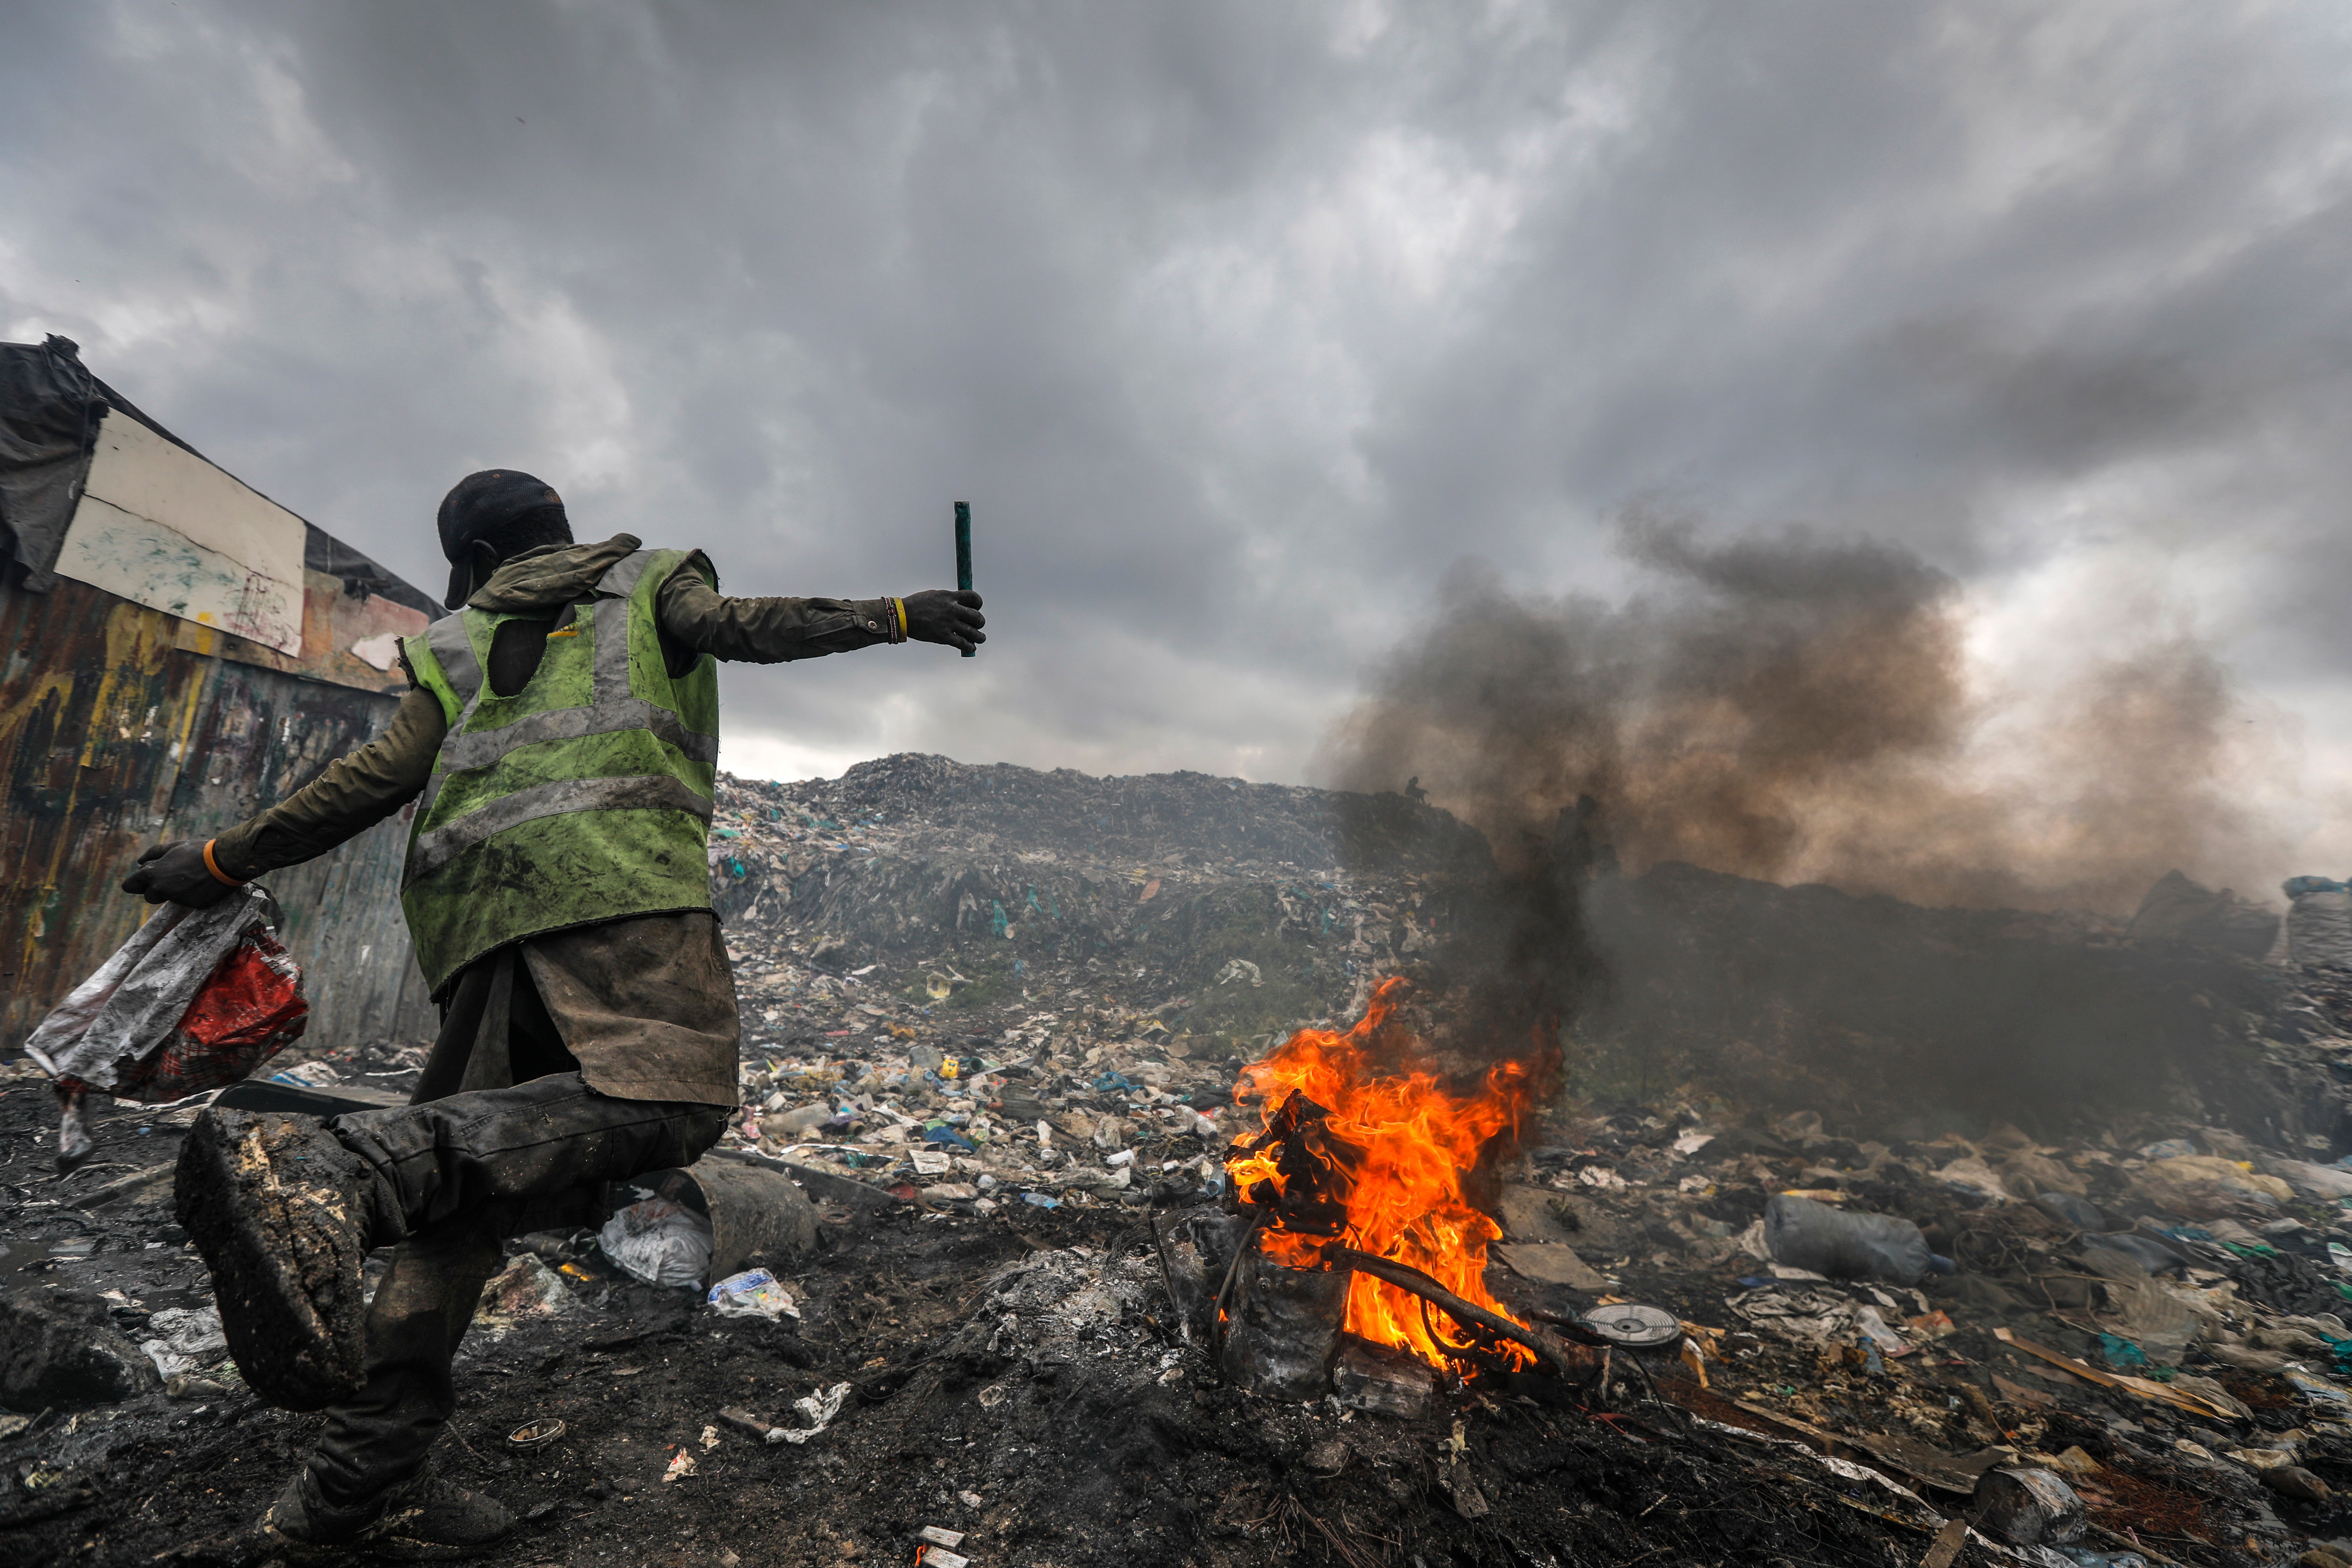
656;553;896;664
209;685;448;879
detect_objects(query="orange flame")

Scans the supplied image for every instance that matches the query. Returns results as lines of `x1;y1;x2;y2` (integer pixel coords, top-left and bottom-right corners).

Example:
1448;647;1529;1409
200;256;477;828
1224;977;1553;1371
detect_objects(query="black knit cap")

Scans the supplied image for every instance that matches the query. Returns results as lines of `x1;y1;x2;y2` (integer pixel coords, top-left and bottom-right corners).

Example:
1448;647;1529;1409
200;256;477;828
437;469;565;608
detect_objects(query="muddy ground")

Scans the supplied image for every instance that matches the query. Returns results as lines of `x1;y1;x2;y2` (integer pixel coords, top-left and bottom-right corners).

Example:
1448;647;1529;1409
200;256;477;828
3;1083;2043;1568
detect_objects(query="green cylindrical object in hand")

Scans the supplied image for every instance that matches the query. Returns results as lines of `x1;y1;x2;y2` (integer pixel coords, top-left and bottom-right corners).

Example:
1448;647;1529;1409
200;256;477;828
955;501;974;657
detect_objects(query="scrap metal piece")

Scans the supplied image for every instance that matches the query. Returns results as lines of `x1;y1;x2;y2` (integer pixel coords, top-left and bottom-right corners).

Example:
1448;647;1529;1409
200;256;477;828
506;1418;565;1448
1578;1302;1684;1350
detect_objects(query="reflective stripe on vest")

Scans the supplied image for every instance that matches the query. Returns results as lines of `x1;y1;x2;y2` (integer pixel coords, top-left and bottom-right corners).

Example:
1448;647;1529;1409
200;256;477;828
410;592;719;832
405;773;714;885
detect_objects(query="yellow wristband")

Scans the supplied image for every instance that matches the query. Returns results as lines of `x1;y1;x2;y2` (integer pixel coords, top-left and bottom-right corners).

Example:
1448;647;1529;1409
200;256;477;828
894;598;909;638
201;839;244;887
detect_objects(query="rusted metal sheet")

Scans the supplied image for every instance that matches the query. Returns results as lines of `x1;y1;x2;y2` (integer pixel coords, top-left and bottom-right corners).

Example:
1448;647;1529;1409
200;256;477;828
0;573;435;1056
169;570;429;697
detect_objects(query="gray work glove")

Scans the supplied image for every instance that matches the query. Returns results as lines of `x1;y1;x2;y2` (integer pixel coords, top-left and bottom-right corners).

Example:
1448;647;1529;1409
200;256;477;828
120;840;242;908
902;589;986;653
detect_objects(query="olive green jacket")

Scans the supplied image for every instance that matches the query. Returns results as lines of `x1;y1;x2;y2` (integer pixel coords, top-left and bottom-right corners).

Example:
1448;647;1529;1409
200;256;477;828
211;535;899;878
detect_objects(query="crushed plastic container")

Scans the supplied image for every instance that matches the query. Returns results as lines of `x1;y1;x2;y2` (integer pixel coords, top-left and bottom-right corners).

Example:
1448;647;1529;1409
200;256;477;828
707;1268;799;1320
1764;1193;1932;1286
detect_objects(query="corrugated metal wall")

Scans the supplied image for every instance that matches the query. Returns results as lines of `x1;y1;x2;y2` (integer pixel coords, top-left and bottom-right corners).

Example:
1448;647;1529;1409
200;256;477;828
0;574;436;1056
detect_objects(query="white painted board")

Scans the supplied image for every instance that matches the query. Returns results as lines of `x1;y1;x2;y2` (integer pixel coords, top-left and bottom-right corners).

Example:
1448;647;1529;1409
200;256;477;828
52;410;307;654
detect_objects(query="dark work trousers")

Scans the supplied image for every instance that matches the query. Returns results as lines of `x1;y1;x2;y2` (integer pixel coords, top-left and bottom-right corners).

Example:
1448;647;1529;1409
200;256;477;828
301;949;729;1511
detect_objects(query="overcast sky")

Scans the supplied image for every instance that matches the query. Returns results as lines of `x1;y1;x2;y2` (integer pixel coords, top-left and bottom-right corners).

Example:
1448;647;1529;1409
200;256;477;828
9;2;2352;861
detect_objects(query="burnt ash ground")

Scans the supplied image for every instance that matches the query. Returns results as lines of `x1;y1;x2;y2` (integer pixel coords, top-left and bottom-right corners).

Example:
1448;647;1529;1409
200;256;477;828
1;1090;1992;1568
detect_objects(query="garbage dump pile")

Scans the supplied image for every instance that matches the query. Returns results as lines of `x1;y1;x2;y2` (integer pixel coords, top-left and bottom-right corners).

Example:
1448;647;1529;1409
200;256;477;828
15;751;2352;1568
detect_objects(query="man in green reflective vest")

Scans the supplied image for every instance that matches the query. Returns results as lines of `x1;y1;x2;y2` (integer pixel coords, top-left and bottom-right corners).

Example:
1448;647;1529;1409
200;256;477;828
121;469;983;1559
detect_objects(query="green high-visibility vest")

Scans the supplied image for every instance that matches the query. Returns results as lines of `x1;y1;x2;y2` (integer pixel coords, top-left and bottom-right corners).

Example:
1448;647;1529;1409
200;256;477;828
399;548;719;994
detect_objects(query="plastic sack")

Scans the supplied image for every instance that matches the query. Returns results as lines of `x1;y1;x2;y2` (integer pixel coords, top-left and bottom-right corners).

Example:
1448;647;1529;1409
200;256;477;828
2033;1192;2106;1232
598;1192;714;1288
23;886;307;1170
706;1267;800;1320
2081;1230;2189;1277
1764;1193;1932;1285
2285;880;2352;969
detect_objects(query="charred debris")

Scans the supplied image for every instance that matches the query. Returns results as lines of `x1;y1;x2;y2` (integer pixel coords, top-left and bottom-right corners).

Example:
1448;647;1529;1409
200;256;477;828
10;751;2352;1568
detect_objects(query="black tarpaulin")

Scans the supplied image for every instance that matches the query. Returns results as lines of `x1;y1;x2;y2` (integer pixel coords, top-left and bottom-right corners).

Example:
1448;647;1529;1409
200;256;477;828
1;336;437;618
0;335;103;590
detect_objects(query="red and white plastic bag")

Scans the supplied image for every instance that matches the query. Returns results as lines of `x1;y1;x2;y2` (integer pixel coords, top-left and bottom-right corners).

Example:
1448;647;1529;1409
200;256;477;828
24;886;308;1170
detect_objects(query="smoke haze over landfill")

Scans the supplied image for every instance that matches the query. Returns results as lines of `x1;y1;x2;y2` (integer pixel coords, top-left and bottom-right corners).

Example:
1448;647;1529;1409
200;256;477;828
1323;516;2298;912
10;3;2352;910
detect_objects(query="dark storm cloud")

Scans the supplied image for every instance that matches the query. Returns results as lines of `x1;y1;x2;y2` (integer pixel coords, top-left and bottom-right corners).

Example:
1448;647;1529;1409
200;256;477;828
6;2;2352;820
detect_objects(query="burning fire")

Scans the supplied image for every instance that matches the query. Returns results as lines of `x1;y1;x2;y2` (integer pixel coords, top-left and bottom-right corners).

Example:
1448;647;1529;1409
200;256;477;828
1224;977;1554;1371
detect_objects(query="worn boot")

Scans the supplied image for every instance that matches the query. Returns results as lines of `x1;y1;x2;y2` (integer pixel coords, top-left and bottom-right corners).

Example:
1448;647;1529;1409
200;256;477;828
174;1107;399;1410
257;1462;515;1562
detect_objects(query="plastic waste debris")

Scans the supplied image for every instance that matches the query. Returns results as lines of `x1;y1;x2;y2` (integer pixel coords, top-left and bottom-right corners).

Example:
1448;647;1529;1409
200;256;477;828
138;1306;228;1379
2081;1229;2188;1277
23;885;308;1171
764;1382;851;1445
1929;1156;2013;1204
2100;1333;2148;1369
474;1253;574;1331
1764;1193;1932;1285
598;1191;715;1289
1973;1467;2088;1547
1853;1305;1910;1356
761;1103;832;1140
2286;877;2352;969
2055;1549;2149;1568
2034;1192;2105;1231
2137;1138;2197;1160
706;1267;800;1320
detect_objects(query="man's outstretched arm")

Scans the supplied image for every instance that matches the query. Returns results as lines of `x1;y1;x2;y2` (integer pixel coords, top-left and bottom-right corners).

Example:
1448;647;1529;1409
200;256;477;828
658;560;985;662
120;688;448;906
